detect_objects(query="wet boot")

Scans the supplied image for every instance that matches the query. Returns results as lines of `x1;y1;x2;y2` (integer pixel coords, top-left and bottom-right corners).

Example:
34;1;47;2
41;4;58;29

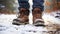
12;8;29;25
32;8;44;26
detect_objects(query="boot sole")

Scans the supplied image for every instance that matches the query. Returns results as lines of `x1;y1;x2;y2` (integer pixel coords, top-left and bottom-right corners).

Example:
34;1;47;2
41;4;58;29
12;19;29;25
33;20;45;27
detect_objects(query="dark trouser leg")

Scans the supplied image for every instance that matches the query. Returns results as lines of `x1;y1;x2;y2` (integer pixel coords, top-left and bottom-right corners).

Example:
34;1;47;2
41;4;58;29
32;0;44;26
12;0;30;25
33;0;44;10
18;0;30;9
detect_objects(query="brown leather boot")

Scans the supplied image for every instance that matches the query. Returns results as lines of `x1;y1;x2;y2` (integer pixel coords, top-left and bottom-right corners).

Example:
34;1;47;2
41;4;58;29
32;8;44;26
12;8;29;25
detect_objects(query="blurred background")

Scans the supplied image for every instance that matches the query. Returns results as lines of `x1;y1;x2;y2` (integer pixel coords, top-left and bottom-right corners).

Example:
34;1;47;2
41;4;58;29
0;0;33;14
0;0;19;14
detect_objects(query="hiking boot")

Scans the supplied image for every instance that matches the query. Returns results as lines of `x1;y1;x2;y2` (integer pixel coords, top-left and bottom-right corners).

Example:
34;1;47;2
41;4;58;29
12;8;29;25
32;8;44;26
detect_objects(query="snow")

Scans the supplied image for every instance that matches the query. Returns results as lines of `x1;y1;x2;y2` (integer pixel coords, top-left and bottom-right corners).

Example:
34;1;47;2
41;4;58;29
0;14;17;25
42;11;60;25
0;14;48;34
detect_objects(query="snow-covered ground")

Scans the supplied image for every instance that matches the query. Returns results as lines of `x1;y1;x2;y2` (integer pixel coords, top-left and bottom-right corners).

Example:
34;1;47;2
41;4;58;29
0;14;49;34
